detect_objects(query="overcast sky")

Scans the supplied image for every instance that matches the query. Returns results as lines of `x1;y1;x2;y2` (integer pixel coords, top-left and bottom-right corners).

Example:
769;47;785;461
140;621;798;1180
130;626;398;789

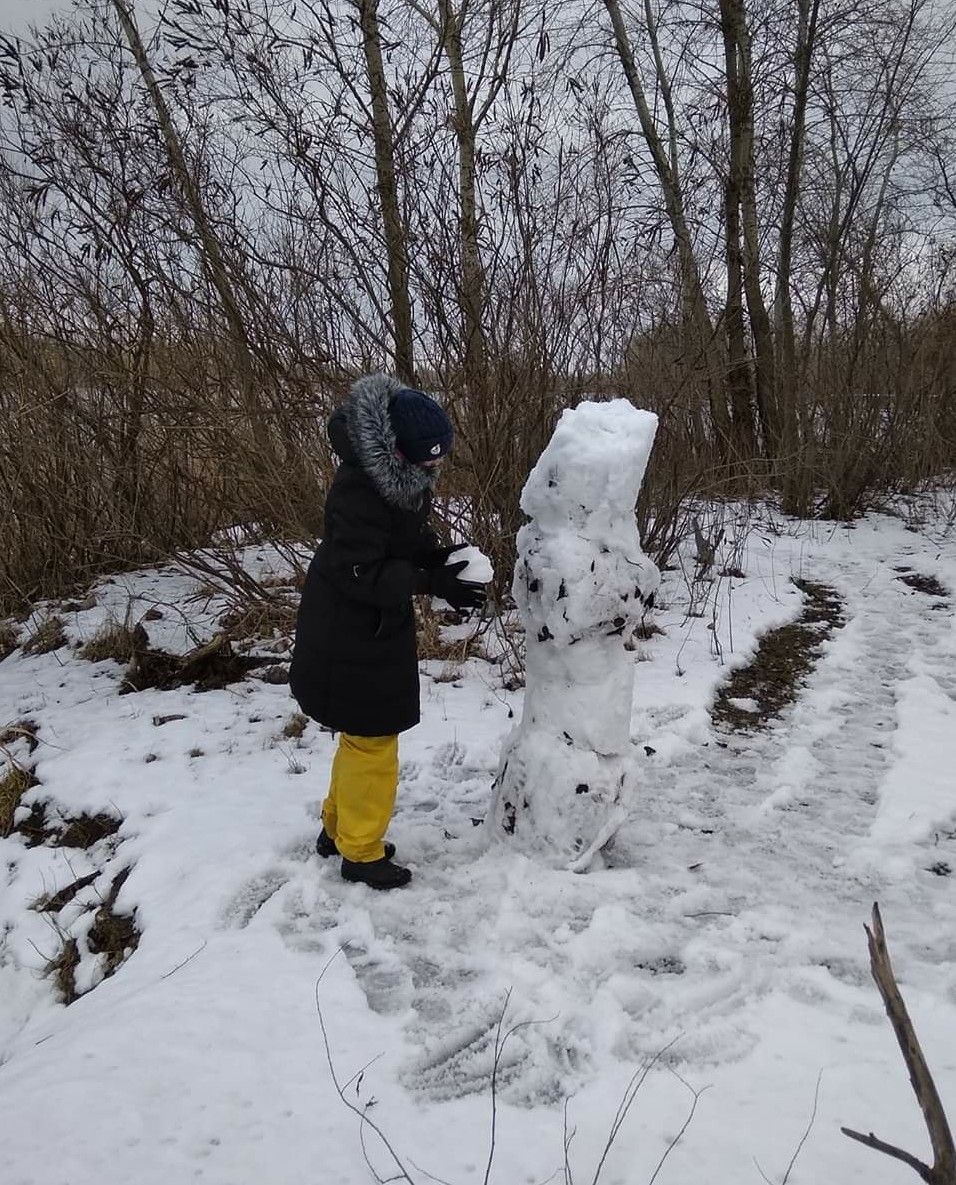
0;0;71;32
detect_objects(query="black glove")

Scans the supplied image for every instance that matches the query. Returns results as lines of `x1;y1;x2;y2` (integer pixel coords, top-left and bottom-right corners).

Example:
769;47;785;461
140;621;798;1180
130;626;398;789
429;560;486;611
417;542;468;570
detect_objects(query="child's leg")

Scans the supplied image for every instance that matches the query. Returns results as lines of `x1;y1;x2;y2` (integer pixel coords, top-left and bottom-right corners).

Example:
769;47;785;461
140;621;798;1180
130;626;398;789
333;734;399;863
321;740;344;841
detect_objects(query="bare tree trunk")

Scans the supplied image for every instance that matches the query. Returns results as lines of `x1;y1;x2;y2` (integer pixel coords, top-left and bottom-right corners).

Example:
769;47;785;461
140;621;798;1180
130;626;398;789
108;0;257;393
730;0;776;456
436;0;487;377
603;0;732;459
356;0;416;383
774;0;820;510
720;0;757;461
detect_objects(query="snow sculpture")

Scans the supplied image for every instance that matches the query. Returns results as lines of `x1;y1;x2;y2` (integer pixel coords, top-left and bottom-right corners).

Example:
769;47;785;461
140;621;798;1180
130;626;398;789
490;400;660;869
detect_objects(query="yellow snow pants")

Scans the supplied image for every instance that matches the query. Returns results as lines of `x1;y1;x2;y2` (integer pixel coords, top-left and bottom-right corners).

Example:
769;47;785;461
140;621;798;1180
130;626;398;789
322;733;399;862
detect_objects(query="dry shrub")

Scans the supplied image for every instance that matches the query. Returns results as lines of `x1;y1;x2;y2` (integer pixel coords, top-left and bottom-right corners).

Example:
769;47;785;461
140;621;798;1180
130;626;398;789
78;620;138;664
22;615;67;656
220;596;298;643
415;601;484;663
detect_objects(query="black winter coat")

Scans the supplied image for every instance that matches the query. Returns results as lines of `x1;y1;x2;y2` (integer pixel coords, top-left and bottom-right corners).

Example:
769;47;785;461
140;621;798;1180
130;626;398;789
290;375;440;736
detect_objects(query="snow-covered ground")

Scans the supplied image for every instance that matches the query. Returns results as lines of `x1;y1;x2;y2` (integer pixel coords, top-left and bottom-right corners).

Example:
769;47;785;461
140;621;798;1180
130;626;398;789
2;503;956;1185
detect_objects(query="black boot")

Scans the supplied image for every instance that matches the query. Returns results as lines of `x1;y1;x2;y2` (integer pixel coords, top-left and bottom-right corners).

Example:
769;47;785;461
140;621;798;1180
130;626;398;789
341;856;412;890
317;829;395;861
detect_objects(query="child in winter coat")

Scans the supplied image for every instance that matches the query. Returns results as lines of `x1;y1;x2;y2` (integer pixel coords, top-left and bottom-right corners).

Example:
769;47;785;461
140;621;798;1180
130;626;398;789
290;374;485;889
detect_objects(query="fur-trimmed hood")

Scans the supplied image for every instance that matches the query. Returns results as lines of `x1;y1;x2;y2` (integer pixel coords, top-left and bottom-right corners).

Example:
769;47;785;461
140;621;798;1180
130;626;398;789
328;374;439;510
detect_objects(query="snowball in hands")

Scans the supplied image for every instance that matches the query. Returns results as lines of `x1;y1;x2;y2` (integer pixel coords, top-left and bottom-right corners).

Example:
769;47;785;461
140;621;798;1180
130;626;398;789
490;400;659;869
448;546;493;585
432;545;494;609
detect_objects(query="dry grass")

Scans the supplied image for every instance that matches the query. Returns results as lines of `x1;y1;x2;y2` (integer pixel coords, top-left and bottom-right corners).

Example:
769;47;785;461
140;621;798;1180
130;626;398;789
0;764;34;836
219;596;298;642
22;615;67;656
0;620;19;660
282;712;308;739
46;935;81;1005
0;719;39;753
78;620;139;664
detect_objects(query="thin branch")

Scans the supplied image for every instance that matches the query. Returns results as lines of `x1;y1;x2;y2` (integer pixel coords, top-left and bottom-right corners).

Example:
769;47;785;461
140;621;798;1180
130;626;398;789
160;938;208;980
782;1071;823;1185
840;1127;934;1181
647;1078;708;1185
563;1095;576;1185
589;1036;682;1185
315;951;419;1185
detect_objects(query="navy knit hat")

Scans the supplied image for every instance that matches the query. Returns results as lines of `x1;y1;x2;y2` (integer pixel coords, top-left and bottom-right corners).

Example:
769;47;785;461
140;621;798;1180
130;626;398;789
388;388;454;464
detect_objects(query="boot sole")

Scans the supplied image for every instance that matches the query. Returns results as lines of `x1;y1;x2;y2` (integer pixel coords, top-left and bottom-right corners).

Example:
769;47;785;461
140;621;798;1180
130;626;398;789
340;870;411;890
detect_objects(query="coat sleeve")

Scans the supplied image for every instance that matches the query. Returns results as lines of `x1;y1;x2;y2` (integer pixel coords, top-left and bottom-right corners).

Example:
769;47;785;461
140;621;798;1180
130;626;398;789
324;483;420;607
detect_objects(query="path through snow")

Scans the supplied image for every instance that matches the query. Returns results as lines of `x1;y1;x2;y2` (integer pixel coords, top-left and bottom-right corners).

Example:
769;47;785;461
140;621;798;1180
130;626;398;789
1;508;956;1185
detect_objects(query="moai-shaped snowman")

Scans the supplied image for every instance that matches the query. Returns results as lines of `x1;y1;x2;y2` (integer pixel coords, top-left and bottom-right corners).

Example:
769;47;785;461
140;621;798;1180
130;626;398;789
490;400;659;869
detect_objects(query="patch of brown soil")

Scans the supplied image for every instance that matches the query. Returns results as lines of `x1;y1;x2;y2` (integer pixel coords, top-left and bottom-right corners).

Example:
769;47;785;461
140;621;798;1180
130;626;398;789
13;801;121;849
121;629;271;693
896;572;948;598
35;871;99;912
712;579;845;731
86;867;140;979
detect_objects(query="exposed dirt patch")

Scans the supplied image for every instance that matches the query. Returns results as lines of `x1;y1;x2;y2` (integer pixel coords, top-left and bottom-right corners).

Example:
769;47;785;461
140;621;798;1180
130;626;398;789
87;867;140;979
896;572;948;598
122;629;271;693
35;871;100;912
42;868;139;1003
12;799;49;846
57;812;122;848
712;579;845;731
637;955;686;975
12;801;121;849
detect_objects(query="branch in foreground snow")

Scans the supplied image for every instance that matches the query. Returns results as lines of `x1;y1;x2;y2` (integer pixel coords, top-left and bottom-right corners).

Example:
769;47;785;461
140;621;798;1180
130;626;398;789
841;903;956;1185
316;961;703;1185
315;951;419;1185
753;1070;822;1185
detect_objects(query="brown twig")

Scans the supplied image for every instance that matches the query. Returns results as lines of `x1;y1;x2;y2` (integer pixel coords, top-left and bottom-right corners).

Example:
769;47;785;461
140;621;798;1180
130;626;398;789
840;903;956;1184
